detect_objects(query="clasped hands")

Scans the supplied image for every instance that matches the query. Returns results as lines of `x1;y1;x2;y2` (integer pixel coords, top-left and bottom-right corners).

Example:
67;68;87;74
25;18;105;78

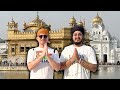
42;43;49;57
70;48;81;63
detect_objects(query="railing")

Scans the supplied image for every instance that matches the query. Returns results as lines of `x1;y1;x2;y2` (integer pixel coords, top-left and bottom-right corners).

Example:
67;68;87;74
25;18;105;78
0;66;28;71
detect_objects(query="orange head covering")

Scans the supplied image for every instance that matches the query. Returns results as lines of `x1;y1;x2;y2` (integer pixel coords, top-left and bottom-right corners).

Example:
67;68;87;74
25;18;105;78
37;28;49;36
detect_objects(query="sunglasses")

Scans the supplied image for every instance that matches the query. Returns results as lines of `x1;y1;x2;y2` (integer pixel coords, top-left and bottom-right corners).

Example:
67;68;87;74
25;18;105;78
39;35;48;39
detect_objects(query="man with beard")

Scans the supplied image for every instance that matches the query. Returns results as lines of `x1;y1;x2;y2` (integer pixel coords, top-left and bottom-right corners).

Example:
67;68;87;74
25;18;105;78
60;25;97;79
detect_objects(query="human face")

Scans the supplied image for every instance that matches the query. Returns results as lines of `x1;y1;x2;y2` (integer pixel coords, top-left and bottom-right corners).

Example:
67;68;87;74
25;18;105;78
72;31;83;45
36;34;48;45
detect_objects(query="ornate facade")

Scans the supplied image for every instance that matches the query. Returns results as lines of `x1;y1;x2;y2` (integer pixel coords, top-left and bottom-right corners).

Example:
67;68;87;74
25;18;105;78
7;13;90;64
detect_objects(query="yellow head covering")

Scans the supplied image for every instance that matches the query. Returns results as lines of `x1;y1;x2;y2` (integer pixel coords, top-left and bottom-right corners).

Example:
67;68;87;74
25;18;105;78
37;28;49;36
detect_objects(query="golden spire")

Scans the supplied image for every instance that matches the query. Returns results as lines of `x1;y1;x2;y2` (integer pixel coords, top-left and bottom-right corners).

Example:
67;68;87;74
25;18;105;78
12;17;14;21
97;11;99;16
77;16;84;27
80;16;81;20
72;11;74;17
83;18;85;27
37;11;39;19
11;17;15;22
36;12;40;26
10;17;15;24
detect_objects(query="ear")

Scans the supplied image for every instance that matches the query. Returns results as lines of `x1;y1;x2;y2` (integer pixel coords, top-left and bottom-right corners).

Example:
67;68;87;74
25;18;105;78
36;37;39;41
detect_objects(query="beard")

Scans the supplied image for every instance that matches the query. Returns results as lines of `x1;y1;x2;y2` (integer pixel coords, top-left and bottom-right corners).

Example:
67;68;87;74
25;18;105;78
73;41;82;45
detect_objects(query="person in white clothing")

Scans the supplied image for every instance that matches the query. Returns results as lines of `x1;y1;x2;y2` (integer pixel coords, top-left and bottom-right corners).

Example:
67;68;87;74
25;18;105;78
27;28;60;79
60;25;97;79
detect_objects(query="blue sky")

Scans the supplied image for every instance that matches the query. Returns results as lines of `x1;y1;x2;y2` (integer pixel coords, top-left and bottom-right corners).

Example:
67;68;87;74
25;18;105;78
0;11;120;40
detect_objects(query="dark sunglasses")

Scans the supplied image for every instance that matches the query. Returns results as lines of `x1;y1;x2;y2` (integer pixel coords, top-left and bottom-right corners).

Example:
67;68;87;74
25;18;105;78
39;35;48;39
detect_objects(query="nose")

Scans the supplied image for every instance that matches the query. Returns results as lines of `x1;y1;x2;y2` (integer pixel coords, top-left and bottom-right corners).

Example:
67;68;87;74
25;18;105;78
41;36;44;39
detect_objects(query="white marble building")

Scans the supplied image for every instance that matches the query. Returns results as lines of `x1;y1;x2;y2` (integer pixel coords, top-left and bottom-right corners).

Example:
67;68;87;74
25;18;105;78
90;13;120;64
0;38;8;62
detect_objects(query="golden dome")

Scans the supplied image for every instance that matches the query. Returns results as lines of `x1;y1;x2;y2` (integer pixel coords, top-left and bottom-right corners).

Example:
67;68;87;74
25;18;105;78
77;20;83;26
24;14;50;31
28;16;45;26
70;16;76;23
8;18;18;27
92;13;103;23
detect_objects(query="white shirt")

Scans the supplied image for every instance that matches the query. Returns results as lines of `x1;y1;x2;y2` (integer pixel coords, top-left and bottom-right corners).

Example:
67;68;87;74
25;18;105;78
60;44;97;79
27;47;60;79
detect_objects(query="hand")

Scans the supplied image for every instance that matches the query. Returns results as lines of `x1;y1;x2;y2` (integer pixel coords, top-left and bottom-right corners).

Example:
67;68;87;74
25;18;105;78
40;43;48;57
36;53;40;58
72;48;80;62
44;42;48;56
70;48;79;63
74;48;80;63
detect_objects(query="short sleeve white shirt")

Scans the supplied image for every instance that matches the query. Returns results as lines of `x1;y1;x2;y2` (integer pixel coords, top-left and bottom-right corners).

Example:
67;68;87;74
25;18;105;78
27;47;60;79
60;44;97;79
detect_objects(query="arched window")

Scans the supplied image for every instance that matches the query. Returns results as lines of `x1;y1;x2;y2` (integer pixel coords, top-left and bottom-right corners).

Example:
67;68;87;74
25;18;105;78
103;46;107;53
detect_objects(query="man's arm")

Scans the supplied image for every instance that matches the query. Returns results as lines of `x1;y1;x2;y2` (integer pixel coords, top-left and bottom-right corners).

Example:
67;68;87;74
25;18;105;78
27;54;44;71
27;48;46;71
60;48;77;70
60;57;76;70
47;55;60;71
79;60;97;72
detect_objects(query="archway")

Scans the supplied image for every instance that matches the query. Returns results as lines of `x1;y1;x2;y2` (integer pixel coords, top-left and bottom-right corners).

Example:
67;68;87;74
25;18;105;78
103;54;107;63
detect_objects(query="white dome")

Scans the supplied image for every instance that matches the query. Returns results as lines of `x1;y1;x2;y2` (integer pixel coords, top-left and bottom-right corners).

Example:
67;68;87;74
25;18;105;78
111;49;115;54
102;30;109;36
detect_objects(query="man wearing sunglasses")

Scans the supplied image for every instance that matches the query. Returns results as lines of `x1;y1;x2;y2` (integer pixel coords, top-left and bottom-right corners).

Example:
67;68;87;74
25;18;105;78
27;28;60;79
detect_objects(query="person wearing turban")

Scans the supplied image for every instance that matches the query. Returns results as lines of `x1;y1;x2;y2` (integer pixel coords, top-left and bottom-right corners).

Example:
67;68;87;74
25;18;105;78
60;25;97;79
27;28;60;79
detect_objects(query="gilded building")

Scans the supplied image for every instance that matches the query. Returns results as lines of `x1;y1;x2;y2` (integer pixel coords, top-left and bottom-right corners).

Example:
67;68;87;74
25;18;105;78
7;14;90;64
